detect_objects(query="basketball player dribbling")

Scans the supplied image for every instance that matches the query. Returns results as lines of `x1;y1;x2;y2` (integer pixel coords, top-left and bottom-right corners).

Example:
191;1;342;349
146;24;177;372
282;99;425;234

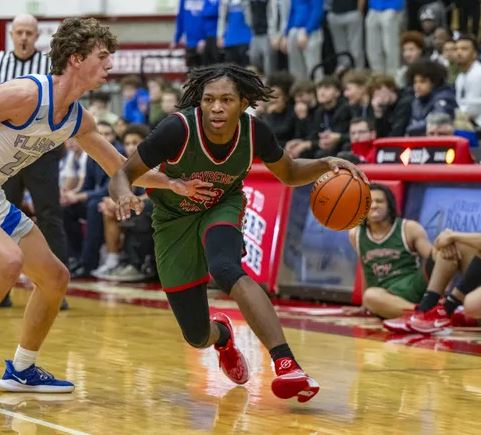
110;64;368;402
0;17;213;393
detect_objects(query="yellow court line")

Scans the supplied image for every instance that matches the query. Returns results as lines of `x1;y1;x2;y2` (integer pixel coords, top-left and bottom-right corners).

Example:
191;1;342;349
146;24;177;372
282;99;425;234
0;408;90;435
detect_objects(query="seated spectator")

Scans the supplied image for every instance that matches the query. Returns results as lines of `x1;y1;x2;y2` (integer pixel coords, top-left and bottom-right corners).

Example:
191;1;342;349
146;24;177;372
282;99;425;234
343;70;372;119
425;112;454;136
88;91;119;126
64;121;125;278
146;77;166;128
261;72;296;148
348;183;432;319
120;75;149;124
342;117;377;162
455;35;481;129
431;26;451;65
441;39;459;84
391;228;481;332
59;138;88;195
286;76;350;158
418;3;446;54
291;80;318;138
157;87;182;124
93;124;154;281
370;73;413;137
405;59;457;136
395;31;425;88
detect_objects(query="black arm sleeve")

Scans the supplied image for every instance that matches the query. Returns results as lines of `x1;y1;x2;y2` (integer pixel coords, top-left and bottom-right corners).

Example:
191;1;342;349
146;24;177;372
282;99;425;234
253;117;284;163
137;115;187;168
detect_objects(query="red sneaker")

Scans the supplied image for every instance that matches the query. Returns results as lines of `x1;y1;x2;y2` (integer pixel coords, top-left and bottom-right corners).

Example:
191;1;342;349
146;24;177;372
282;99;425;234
407;304;451;334
383;311;415;333
212;313;249;385
271;357;319;403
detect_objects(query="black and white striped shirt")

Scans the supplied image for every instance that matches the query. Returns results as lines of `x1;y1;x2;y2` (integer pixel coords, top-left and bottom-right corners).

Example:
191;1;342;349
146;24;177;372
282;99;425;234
0;50;50;84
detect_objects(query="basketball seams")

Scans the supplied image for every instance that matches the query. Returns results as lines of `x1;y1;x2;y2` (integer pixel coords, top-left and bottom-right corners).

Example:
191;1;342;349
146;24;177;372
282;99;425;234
324;175;353;227
341;179;363;230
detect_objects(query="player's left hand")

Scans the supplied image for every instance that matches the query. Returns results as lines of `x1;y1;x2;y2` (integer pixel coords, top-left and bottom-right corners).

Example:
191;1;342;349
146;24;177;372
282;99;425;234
323;156;369;184
115;194;144;221
169;178;216;200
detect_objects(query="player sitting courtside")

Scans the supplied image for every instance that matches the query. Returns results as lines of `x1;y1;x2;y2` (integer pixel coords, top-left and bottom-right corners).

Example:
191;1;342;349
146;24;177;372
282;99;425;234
349;183;433;319
385;229;481;333
110;64;367;402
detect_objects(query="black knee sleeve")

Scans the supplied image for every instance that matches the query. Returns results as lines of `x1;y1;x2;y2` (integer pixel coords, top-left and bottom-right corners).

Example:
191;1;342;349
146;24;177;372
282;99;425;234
205;225;247;294
458;256;481;295
166;284;211;348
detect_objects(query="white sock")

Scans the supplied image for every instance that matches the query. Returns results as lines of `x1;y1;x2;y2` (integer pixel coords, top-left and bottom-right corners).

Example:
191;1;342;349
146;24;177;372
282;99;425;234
105;252;120;268
13;345;38;372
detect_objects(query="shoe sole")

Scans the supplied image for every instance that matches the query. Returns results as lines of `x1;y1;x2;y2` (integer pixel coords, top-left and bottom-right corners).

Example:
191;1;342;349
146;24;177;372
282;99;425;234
0;379;74;393
271;373;320;403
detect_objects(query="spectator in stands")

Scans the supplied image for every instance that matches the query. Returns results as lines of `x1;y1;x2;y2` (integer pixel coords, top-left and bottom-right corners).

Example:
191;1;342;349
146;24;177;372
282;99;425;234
157;87;182;124
343;70;372;119
365;0;404;75
327;0;365;69
146;77;166;128
218;0;252;67
395;31;425;88
418;3;446;55
201;0;221;65
286;76;351;158
114;117;129;141
120;75;149;124
59;139;88;196
262;72;296;147
349;117;377;144
425;112;454;136
455;35;481;129
385;228;481;333
431;27;451;65
89;91;119;126
455;0;480;38
291;80;319;139
173;0;207;68
441;39;459;84
268;0;290;72
245;0;274;76
93;124;153;281
349;183;433;319
64;122;124;278
282;0;324;80
405;59;457;136
370;73;412;137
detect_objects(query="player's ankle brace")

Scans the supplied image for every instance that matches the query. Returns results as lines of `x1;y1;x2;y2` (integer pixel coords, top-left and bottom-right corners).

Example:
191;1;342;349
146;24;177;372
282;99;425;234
458;256;481;295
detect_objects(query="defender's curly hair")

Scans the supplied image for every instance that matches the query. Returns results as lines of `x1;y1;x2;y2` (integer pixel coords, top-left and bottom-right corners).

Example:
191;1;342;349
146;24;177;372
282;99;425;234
50;17;118;75
177;64;273;109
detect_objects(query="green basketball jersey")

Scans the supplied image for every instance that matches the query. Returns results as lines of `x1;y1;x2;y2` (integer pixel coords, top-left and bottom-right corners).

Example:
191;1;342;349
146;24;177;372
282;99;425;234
358;218;422;289
148;107;254;220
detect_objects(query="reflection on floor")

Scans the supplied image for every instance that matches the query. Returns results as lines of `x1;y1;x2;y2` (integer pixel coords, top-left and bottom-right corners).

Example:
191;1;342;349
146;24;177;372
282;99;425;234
0;283;481;434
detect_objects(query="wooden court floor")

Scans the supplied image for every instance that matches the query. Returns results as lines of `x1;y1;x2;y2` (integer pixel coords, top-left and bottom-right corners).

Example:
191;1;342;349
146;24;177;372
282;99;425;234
2;288;481;434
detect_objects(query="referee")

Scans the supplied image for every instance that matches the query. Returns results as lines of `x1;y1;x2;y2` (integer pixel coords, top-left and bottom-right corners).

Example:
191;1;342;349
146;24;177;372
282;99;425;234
0;14;68;309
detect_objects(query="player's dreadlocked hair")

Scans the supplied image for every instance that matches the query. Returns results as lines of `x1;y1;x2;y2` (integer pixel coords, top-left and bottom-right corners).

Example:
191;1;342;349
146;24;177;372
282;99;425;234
177;64;273;109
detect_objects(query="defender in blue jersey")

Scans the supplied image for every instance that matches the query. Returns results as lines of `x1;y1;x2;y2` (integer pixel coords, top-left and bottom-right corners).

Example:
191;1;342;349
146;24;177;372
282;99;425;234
0;17;212;393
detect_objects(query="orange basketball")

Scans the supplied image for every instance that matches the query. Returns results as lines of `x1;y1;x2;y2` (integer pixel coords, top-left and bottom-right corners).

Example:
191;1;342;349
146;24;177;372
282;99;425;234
310;169;371;231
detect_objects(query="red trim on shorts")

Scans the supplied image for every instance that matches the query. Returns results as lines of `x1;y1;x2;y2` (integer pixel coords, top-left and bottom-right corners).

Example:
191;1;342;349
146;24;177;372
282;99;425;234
201;222;240;247
163;275;210;293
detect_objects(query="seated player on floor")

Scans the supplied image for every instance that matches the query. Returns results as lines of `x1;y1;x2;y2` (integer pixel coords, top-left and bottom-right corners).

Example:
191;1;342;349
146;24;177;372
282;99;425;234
349;183;433;319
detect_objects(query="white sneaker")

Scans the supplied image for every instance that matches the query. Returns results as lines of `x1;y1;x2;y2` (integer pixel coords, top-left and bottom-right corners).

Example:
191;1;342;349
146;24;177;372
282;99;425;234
103;264;147;282
91;262;119;279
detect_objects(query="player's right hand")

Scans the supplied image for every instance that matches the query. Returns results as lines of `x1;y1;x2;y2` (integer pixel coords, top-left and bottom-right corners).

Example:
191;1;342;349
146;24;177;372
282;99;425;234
169;179;216;201
115;194;144;221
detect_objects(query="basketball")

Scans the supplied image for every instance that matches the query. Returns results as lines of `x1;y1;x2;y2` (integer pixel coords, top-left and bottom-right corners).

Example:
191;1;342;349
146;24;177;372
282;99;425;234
310;169;371;231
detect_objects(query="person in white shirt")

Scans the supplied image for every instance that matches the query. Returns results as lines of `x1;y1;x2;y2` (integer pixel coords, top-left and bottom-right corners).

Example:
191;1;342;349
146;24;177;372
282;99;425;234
455;34;481;127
